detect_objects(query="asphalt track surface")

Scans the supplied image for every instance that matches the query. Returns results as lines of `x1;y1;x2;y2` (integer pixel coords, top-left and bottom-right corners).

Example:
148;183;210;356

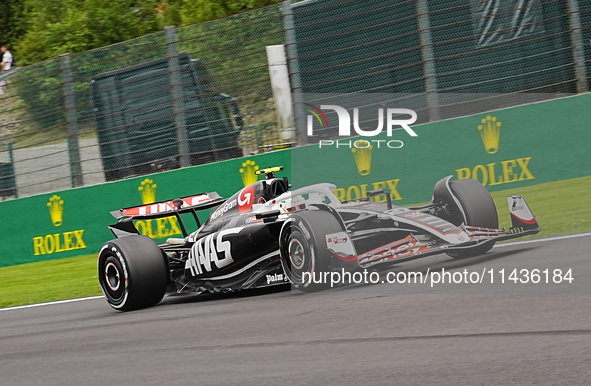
1;236;590;385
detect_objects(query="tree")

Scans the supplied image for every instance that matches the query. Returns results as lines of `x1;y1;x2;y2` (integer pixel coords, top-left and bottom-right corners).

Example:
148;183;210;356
11;0;281;65
10;0;283;134
0;0;26;49
179;0;279;25
14;0;162;65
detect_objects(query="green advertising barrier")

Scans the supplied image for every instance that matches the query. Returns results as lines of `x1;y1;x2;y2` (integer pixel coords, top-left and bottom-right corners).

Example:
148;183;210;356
1;94;590;267
292;94;591;205
0;151;290;267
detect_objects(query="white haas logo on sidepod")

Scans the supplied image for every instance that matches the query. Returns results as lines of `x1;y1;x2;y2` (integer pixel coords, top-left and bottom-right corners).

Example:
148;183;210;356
186;228;241;276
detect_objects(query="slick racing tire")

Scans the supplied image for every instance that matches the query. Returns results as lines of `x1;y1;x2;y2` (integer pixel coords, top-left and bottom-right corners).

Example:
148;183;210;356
98;235;167;311
446;178;498;259
279;209;343;292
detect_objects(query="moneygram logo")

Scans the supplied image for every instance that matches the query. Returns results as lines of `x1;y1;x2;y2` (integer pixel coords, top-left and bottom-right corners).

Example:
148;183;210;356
305;104;418;149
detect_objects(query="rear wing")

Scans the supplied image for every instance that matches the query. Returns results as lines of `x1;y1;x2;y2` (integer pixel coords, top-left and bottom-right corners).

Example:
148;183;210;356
111;192;224;220
108;192;225;239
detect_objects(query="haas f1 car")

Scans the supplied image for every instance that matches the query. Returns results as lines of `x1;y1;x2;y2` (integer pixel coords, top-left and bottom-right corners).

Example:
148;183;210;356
98;167;540;311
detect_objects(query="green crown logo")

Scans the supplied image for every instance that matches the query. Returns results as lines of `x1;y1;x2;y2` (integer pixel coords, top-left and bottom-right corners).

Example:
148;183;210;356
47;195;64;227
240;160;260;186
138;178;157;204
478;115;501;154
351;140;373;176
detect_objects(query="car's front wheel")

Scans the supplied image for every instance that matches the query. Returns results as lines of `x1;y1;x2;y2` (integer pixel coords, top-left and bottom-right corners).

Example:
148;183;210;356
445;178;498;259
279;209;343;292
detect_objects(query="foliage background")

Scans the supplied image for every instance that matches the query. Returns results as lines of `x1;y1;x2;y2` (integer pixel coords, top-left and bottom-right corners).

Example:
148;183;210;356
1;0;281;66
1;0;284;150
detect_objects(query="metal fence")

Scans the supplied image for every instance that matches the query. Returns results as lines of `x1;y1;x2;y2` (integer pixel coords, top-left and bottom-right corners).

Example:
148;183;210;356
0;4;284;199
285;0;591;141
1;0;590;200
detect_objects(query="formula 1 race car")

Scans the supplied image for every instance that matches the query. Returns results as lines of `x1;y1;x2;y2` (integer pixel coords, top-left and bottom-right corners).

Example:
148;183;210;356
98;167;540;311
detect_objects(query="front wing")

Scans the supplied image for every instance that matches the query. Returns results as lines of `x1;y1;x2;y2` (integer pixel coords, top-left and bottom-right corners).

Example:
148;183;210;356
327;195;540;269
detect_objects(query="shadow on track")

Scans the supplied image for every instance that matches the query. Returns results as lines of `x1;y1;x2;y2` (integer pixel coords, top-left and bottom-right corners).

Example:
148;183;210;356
155;245;538;307
397;245;538;273
159;283;292;307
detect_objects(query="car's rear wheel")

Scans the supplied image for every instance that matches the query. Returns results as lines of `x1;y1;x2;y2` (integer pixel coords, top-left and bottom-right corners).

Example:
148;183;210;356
98;235;167;311
446;178;498;259
279;209;343;292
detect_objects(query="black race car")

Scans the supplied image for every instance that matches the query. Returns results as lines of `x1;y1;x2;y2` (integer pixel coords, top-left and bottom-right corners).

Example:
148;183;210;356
98;167;540;311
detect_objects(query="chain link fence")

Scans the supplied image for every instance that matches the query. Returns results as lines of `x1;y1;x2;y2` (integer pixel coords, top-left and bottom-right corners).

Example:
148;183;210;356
0;3;285;199
1;0;590;200
285;0;591;141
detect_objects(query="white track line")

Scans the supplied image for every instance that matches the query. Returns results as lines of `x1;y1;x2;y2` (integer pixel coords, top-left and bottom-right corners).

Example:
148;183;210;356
494;232;591;248
0;295;104;312
2;232;591;312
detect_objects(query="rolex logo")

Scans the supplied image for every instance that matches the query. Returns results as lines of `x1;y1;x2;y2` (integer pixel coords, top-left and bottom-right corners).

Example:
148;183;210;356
139;178;157;204
239;160;259;186
351;140;373;176
47;195;64;227
478;115;501;154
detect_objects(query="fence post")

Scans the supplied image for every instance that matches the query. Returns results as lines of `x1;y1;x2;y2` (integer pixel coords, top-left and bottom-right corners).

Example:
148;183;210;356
165;26;191;168
281;0;308;146
8;142;17;198
59;53;84;188
266;45;294;140
417;0;440;122
567;0;589;93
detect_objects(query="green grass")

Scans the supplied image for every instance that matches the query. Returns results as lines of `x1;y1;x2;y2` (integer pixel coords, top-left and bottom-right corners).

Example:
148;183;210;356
490;176;591;241
0;254;101;308
1;176;590;309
